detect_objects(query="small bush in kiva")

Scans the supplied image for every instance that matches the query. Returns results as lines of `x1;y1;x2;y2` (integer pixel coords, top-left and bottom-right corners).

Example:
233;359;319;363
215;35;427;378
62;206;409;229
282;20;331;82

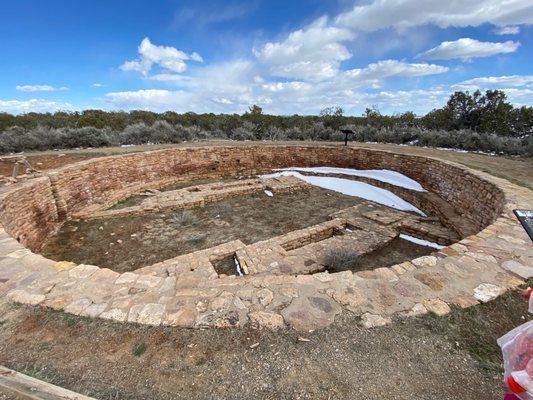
132;342;147;357
323;246;361;272
171;211;198;227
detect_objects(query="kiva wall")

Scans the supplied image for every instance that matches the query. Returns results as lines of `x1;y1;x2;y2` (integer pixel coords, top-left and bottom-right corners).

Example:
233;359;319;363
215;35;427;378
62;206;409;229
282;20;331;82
0;177;59;250
0;145;505;251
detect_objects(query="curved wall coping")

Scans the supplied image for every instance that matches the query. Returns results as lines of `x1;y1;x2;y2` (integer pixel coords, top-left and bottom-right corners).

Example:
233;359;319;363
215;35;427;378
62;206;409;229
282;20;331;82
0;145;531;331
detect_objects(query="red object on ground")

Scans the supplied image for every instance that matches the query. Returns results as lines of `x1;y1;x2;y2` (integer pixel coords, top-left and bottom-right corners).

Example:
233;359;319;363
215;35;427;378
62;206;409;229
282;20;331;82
508;375;527;394
523;288;533;299
505;393;523;400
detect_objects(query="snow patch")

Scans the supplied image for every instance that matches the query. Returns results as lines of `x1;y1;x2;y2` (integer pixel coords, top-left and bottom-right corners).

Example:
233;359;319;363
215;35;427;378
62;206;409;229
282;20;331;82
399;233;444;249
275;166;425;192
264;190;273;197
262;171;425;216
234;255;243;277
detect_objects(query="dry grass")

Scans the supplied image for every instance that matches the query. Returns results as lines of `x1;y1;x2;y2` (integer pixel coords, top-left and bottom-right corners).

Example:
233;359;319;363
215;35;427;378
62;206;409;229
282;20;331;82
323;246;361;272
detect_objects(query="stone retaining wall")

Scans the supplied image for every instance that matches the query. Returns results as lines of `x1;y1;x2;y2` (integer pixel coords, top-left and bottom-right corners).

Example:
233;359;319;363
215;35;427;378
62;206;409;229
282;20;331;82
0;145;505;251
0;177;59;250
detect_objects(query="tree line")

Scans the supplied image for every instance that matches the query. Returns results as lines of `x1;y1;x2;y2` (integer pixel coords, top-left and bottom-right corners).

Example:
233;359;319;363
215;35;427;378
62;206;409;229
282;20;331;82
0;90;531;155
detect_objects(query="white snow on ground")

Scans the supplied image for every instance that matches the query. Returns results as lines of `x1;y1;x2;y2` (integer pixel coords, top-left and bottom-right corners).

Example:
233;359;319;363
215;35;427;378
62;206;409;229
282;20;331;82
264;190;273;197
262;171;426;216
234;255;244;277
399;233;444;249
275;166;425;192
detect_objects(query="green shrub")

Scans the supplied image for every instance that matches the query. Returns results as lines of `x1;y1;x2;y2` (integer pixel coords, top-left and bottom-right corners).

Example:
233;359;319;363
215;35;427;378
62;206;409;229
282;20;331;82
132;342;147;357
0;121;530;156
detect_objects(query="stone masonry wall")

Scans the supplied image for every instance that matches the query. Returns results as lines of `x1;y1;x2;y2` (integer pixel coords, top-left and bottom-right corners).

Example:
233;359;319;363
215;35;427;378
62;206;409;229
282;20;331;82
0;177;59;251
0;145;505;251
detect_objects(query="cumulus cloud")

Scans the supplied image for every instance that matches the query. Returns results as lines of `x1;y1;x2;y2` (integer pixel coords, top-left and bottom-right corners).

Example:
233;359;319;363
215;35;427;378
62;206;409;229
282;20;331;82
419;38;520;61
120;37;203;76
341;60;448;88
0;99;73;114
109;60;265;113
359;88;449;111
105;84;450;115
109;2;530;115
494;25;521;35
106;89;180;108
16;85;68;92
503;88;533;106
107;56;451;115
452;75;533;90
254;16;354;81
335;0;533;31
261;81;312;92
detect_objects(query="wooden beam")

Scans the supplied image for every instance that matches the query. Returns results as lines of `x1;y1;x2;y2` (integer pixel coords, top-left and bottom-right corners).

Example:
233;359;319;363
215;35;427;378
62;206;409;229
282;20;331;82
0;366;97;400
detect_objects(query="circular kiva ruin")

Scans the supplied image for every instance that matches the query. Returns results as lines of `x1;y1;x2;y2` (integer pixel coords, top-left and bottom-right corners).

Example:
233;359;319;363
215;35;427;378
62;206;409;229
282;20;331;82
0;145;531;331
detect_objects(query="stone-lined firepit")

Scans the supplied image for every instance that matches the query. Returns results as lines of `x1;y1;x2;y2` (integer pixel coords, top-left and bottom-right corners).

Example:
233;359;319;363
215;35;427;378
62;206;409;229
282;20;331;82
0;145;531;331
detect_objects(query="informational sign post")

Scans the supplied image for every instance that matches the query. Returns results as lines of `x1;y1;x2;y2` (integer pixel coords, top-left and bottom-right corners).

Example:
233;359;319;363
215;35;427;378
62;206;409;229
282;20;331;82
340;129;354;146
514;209;533;241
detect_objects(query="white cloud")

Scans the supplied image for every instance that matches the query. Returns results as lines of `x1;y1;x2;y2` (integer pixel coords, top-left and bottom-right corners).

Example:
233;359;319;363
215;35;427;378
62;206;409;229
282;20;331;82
0;99;73;114
120;37;203;76
494;25;521;35
357;88;449;112
420;38;520;61
16;85;68;92
254;16;354;81
109;60;264;113
91;83;104;88
335;0;533;31
106;89;179;108
341;60;448;88
189;52;203;62
452;75;533;90
503;88;533;106
104;76;533;116
146;73;195;83
261;81;312;92
107;83;450;114
109;3;530;116
107;57;451;115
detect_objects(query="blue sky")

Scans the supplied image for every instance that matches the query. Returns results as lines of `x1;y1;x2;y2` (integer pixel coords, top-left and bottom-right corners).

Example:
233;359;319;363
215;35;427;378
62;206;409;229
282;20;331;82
0;0;532;115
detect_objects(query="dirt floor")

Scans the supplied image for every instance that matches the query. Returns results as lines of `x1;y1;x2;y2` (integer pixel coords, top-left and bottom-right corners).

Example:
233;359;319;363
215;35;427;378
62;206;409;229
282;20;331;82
42;187;366;273
326;237;435;273
0;285;531;400
1;142;532;399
